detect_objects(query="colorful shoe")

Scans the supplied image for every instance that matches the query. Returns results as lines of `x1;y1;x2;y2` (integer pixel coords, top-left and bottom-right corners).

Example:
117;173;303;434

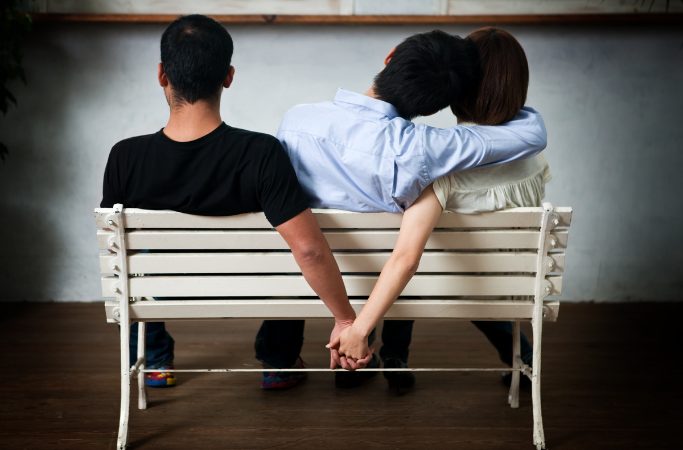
261;357;307;390
145;366;177;388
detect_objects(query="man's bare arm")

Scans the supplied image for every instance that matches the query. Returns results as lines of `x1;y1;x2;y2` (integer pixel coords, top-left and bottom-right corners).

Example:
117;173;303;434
275;208;372;369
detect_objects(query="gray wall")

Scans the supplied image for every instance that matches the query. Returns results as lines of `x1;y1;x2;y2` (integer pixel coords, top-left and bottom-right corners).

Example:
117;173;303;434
0;23;681;302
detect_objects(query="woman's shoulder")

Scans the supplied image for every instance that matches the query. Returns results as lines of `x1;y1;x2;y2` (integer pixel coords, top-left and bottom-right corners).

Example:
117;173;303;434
449;153;549;190
432;153;551;213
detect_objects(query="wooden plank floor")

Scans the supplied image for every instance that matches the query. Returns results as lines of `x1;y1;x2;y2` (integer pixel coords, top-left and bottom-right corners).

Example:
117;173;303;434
0;303;680;450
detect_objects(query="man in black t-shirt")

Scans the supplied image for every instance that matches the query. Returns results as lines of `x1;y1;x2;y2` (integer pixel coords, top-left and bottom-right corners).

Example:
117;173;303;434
101;15;370;389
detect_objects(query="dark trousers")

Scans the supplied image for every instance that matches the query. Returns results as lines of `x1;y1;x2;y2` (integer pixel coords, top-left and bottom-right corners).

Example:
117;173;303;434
472;321;533;366
129;321;175;368
254;319;414;368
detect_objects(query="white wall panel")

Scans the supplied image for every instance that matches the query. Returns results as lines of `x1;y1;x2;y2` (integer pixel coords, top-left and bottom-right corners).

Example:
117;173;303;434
0;24;681;301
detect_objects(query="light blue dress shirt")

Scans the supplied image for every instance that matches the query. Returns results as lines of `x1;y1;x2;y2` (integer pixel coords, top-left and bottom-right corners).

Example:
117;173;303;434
277;89;547;213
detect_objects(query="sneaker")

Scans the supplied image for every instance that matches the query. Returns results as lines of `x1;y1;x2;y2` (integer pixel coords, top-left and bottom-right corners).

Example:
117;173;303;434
334;353;380;389
261;357;307;390
145;365;177;388
382;357;415;395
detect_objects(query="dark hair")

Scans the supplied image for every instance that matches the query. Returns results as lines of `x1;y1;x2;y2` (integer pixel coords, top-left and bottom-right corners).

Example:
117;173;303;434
373;30;479;120
451;27;529;125
160;14;234;104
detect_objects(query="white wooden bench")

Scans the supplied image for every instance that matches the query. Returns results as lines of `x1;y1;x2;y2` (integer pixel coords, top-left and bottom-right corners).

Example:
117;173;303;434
95;203;572;450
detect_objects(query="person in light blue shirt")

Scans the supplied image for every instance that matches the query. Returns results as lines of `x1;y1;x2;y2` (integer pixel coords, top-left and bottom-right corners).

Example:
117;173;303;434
276;55;546;212
257;30;546;391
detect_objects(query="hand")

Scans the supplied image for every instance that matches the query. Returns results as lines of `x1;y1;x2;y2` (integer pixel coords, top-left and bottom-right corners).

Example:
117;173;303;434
339;325;371;361
327;323;373;371
327;319;353;370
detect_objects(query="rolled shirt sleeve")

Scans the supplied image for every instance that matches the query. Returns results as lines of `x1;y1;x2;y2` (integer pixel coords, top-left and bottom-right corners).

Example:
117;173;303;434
420;107;547;183
391;107;547;210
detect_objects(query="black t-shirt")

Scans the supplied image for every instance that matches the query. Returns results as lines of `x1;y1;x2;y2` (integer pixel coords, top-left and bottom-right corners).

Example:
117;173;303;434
100;123;310;227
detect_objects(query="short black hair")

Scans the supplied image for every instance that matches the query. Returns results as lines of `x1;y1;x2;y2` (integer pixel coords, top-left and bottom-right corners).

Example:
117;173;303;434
160;14;233;104
374;30;480;120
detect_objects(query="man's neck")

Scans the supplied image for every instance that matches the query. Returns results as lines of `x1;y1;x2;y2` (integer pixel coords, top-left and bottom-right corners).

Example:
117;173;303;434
364;86;378;99
164;99;223;142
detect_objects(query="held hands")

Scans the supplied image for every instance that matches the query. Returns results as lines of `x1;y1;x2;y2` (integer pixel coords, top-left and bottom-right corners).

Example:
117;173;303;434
327;319;352;369
327;321;373;371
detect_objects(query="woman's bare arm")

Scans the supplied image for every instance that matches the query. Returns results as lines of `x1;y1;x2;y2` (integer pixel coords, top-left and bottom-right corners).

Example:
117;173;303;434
328;185;444;361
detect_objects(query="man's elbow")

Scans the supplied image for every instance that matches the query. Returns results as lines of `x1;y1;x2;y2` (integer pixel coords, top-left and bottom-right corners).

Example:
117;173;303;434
275;209;331;267
292;242;326;267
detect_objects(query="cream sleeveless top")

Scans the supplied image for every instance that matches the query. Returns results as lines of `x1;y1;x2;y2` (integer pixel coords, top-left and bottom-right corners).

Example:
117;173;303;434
432;151;551;214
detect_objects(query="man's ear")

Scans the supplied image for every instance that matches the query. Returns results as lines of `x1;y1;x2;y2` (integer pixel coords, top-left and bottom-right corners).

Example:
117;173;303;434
384;47;396;66
158;62;169;87
223;66;235;89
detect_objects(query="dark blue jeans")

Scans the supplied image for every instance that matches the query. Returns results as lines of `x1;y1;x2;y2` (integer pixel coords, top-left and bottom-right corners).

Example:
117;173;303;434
129;322;174;369
472;321;533;366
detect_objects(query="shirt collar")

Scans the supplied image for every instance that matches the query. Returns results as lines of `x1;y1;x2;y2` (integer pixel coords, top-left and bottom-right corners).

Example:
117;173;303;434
333;88;400;119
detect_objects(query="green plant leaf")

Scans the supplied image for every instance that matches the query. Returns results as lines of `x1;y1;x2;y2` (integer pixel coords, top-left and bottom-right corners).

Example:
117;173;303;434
0;0;31;160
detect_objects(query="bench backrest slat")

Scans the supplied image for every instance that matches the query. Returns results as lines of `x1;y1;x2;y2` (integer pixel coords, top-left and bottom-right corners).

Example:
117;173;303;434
99;252;565;275
95;207;572;229
100;274;563;298
96;229;569;251
95;207;572;305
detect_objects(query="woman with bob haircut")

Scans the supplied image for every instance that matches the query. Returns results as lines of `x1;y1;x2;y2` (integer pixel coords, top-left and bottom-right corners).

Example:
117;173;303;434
329;28;551;373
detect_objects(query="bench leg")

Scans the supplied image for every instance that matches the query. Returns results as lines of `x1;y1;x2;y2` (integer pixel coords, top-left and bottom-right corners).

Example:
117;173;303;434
508;321;521;409
137;322;148;410
117;319;131;450
531;311;546;450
